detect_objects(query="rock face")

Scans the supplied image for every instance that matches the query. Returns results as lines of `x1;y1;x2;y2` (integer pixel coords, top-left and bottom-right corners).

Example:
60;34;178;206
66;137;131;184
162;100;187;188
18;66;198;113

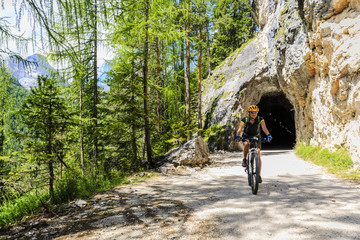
202;0;360;165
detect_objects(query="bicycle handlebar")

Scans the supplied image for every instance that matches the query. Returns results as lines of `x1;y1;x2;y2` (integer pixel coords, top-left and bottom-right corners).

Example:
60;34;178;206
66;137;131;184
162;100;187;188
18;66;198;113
235;135;272;143
241;136;267;143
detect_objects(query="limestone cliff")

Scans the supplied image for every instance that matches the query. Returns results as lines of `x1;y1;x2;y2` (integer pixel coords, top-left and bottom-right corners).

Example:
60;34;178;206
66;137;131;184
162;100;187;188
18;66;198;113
202;0;360;165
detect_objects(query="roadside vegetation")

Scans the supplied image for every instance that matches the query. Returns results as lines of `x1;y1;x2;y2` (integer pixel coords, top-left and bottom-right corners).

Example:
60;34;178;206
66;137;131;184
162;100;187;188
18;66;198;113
0;171;155;227
295;143;360;181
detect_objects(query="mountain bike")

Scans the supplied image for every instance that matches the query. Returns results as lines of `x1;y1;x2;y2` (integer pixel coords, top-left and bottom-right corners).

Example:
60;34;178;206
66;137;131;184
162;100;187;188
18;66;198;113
242;136;266;195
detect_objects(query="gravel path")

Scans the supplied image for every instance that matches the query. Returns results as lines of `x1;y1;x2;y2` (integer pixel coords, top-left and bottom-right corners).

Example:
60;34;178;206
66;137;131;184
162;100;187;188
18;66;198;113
2;150;360;239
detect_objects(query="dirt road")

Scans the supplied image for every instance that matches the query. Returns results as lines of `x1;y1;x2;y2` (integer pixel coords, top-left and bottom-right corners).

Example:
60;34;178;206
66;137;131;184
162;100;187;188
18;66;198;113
2;150;360;239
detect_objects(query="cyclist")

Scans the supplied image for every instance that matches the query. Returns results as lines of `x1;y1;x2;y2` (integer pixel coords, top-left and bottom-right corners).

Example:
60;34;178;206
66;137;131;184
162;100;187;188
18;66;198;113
235;105;272;183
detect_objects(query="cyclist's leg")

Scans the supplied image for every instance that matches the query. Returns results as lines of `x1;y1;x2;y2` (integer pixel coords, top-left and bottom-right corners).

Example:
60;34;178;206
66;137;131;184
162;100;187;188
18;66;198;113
257;148;263;183
243;141;250;159
242;141;250;167
257;148;261;175
257;136;262;181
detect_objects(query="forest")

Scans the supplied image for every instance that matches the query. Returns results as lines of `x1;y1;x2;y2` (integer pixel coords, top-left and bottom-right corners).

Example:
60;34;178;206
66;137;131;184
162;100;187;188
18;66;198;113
0;0;255;226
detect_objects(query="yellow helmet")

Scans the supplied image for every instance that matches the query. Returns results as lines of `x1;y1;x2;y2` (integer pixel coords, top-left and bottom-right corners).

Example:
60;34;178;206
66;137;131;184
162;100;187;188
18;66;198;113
248;105;259;112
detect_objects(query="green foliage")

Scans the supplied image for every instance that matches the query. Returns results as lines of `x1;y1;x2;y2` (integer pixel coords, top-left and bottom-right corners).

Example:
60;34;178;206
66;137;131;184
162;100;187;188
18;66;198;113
203;123;226;142
18;75;71;200
166;120;197;146
211;0;254;68
101;49;144;172
0;191;47;227
0;67;28;156
0;168;153;227
295;143;360;179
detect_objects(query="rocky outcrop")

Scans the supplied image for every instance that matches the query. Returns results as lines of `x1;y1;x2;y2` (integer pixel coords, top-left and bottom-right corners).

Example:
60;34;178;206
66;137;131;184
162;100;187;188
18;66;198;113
202;0;360;165
156;137;210;173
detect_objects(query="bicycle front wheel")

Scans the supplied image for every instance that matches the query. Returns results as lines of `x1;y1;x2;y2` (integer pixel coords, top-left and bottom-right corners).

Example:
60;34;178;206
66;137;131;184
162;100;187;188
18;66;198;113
251;153;260;194
247;154;251;186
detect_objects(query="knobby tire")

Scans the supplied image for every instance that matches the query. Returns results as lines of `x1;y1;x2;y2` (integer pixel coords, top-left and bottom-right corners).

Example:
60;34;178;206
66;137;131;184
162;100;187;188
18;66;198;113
247;154;252;186
251;153;259;194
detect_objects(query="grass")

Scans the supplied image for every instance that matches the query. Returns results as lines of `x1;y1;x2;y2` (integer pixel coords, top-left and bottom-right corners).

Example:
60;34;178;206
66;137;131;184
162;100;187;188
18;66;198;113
0;170;155;228
0;191;47;227
295;142;360;181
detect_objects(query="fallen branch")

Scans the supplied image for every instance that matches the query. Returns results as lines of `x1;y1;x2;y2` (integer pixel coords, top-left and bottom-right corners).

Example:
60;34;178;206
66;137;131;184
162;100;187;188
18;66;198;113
40;198;57;217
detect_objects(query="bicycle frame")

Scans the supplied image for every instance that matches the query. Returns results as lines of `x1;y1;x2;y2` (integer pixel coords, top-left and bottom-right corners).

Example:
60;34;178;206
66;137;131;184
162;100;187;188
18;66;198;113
243;136;266;195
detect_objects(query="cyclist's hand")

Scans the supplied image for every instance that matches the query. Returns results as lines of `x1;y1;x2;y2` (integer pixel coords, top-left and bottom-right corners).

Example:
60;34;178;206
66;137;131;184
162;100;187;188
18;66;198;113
267;135;272;143
235;134;241;141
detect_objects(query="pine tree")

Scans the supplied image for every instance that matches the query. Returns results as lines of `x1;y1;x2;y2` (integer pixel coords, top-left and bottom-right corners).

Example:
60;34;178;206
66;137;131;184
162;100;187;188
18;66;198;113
103;49;144;172
19;75;70;201
211;0;254;68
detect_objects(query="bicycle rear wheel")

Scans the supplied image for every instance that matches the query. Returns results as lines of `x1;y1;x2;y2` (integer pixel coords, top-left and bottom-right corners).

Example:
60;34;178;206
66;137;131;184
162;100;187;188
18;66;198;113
251;153;259;194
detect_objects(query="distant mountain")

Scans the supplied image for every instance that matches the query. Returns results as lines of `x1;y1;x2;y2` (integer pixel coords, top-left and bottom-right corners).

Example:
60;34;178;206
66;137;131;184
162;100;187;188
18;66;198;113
6;54;53;90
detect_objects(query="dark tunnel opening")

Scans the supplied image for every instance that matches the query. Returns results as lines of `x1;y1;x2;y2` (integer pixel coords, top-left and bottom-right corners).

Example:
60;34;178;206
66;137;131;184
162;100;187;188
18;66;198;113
257;92;296;150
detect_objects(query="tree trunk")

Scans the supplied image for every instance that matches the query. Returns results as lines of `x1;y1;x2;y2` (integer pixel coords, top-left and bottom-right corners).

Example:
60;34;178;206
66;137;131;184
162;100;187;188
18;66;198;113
143;0;153;168
80;82;85;176
172;43;180;123
180;29;185;104
130;64;139;167
141;134;146;160
198;27;203;133
206;18;211;78
75;4;85;177
155;37;162;132
48;97;54;201
49;159;54;201
185;0;191;140
93;0;98;166
131;123;138;166
0;117;4;156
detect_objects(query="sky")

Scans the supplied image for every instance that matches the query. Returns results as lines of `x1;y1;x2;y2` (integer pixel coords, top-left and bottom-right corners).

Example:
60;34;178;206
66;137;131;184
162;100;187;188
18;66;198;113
0;0;113;68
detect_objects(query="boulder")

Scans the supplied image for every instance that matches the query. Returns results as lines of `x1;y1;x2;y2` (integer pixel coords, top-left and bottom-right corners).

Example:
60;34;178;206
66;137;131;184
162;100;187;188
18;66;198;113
156;137;210;171
75;200;87;208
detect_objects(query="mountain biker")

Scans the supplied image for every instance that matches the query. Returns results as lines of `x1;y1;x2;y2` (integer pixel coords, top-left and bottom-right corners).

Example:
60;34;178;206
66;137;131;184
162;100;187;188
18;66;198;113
235;105;272;183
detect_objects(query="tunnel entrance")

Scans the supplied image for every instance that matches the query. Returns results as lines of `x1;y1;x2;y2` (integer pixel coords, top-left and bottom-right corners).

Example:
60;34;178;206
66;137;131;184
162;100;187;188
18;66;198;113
257;92;296;149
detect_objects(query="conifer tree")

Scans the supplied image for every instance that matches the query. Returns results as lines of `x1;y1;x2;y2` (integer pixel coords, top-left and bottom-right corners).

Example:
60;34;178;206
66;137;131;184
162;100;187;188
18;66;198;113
108;0;179;166
0;68;12;156
211;0;253;68
103;49;144;172
20;75;70;201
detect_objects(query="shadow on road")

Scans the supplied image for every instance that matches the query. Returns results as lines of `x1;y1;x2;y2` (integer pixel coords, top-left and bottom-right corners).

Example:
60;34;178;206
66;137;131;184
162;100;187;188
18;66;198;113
261;150;293;156
4;151;360;240
148;151;360;239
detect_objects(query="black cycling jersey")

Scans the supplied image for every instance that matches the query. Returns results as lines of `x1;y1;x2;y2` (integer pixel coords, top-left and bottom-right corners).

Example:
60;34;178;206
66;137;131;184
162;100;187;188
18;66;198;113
241;116;264;137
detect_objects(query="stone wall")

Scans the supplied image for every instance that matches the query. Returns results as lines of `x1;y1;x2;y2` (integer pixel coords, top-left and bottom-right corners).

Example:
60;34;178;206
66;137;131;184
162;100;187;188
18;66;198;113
202;0;360;165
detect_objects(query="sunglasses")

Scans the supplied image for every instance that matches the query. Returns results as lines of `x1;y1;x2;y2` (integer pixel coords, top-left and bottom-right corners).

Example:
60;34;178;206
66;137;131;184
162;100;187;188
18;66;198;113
249;111;258;114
